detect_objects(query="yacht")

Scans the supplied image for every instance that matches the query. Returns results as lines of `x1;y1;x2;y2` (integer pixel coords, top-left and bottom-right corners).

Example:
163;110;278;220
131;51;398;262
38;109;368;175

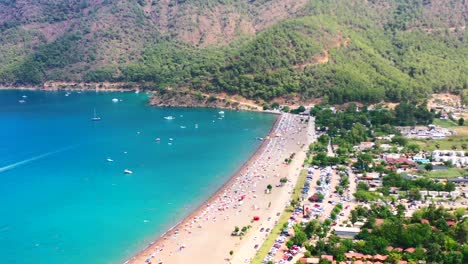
164;116;175;120
124;169;133;174
91;108;102;121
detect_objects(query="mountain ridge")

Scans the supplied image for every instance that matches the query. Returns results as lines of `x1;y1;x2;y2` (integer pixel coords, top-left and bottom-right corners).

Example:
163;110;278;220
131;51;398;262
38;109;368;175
0;0;466;104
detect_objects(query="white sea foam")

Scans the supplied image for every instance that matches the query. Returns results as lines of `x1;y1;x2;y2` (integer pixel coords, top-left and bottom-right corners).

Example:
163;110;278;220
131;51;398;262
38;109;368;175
0;146;75;173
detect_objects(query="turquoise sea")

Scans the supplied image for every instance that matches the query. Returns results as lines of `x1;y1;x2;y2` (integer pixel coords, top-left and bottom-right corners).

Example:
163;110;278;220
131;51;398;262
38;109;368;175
0;90;275;264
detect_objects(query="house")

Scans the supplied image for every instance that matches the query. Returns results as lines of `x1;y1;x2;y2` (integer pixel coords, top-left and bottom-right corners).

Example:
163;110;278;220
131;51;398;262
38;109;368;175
334;226;361;238
299;257;320;264
448;177;468;185
374;254;388;261
386;157;416;167
375;218;385;226
432;150;468;166
393;247;404;252
321;255;334;262
358;142;375;150
405;248;415;253
412;154;430;164
344;252;364;260
379;144;392;151
446;219;456;226
354;221;365;228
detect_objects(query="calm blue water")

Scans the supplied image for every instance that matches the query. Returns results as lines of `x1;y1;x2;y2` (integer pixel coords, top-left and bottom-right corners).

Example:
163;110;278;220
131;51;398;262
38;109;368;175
0;90;275;264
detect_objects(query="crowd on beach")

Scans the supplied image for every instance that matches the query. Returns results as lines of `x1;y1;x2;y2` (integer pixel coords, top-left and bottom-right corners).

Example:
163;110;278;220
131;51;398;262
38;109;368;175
136;113;309;264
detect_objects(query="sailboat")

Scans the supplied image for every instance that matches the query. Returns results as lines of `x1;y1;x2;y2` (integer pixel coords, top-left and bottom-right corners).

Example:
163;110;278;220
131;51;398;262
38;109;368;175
91;108;102;121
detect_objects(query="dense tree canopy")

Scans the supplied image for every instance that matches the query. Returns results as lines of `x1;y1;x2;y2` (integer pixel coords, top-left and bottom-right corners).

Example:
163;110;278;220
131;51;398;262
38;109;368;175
0;0;466;104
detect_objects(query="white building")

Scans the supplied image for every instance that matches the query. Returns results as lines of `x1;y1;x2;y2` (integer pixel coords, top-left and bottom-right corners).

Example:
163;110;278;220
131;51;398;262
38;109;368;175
432;150;468;166
333;227;361;238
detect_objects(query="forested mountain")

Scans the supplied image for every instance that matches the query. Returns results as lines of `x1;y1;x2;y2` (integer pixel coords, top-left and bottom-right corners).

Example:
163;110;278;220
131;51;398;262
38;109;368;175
0;0;466;104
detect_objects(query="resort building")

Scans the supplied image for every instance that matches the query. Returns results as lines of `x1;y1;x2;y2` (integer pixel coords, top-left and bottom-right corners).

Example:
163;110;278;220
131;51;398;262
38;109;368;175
333;226;361;238
432;150;468;166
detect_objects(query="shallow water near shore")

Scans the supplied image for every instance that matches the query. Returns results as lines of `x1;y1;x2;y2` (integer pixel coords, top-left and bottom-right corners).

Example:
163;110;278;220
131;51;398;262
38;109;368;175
0;90;275;264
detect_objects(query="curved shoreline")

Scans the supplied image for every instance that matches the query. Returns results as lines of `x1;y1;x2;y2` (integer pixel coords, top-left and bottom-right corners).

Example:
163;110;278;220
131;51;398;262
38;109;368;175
124;113;282;263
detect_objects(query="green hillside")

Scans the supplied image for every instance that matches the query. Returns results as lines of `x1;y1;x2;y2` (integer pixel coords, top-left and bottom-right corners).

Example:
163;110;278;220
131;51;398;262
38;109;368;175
0;0;466;104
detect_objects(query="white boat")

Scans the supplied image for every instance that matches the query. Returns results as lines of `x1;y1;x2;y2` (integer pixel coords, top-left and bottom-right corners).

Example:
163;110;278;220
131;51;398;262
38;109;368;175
107;158;114;162
169;138;173;141
164;116;175;120
180;126;186;129
91;108;102;121
18;100;26;104
218;111;225;115
22;95;27;98
112;98;119;103
65;92;71;97
195;124;199;128
124;169;133;174
155;138;161;142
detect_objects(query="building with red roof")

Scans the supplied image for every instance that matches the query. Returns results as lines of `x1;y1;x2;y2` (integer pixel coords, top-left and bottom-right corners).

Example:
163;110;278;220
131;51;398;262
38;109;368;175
321;255;334;262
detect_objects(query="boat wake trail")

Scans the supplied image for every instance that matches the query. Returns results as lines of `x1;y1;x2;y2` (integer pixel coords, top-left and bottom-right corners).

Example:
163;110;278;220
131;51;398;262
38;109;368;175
0;146;76;173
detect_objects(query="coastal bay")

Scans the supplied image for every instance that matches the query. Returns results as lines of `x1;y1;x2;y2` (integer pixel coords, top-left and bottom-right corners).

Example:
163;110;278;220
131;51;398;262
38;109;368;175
0;90;276;264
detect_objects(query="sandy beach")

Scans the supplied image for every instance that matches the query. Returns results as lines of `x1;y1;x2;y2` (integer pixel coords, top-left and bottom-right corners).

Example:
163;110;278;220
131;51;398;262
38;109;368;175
126;113;312;264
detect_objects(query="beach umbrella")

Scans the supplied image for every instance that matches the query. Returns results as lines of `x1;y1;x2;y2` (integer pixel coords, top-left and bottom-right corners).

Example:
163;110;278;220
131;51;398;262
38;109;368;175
253;216;260;221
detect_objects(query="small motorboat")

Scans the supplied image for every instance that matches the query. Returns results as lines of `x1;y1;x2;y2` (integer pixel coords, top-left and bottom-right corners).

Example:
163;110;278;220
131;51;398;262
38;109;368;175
124;169;133;174
218;111;225;115
195;124;199;129
164;116;175;120
180;126;186;129
107;158;114;162
112;98;119;103
18;100;26;104
22;95;27;98
155;138;161;142
169;138;173;141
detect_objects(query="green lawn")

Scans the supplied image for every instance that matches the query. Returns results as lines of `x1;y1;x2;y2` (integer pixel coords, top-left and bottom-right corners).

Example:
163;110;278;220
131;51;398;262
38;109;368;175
409;135;468;151
426;168;468;179
251;169;307;264
433;119;459;128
